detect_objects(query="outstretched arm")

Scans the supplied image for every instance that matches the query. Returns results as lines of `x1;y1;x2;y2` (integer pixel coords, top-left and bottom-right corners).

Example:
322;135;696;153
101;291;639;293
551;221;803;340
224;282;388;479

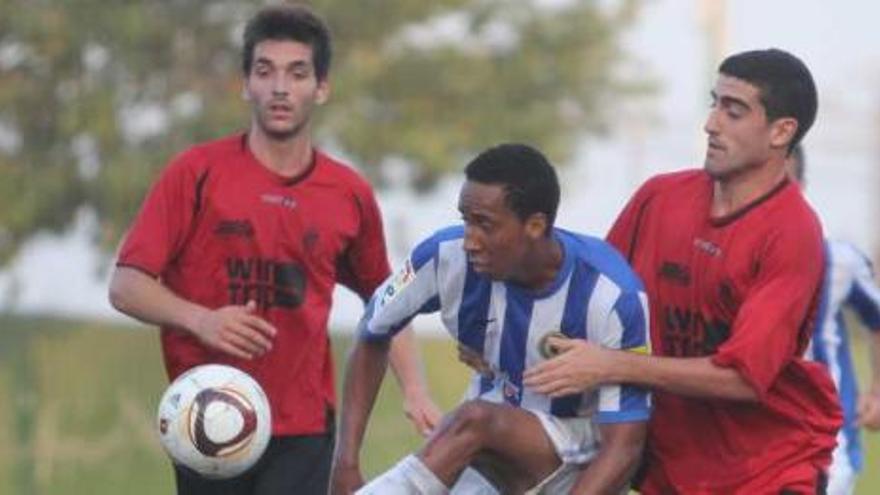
859;329;880;429
524;338;757;401
844;245;880;429
331;337;393;495
571;421;646;494
388;326;442;437
108;266;276;360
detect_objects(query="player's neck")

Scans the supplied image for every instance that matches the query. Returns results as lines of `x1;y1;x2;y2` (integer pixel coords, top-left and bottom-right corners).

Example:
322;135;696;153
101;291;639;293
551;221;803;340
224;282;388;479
247;127;314;178
515;236;563;292
711;159;787;218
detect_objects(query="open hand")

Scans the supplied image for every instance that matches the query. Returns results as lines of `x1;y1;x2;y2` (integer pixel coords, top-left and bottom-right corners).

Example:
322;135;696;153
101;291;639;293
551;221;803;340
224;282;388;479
523;337;610;397
403;389;443;437
858;389;880;430
330;461;365;495
191;300;277;360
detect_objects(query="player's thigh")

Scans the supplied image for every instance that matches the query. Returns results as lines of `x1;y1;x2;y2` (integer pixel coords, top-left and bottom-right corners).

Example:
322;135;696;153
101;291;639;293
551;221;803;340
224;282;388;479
461;401;561;487
253;433;335;495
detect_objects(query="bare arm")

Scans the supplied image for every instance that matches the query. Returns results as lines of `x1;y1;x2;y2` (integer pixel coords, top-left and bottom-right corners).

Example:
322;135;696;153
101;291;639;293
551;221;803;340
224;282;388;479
108;266;276;360
331;338;392;494
858;329;880;429
524;338;757;401
387;326;442;436
607;352;757;401
571;421;646;494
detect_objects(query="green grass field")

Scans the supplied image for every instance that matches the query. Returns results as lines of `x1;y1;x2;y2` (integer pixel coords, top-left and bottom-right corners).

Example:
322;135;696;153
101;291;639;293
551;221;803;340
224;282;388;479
0;315;878;494
0;316;471;494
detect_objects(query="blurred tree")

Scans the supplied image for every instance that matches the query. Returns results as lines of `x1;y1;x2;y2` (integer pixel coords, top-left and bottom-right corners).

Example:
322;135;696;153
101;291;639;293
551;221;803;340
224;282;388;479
0;0;647;264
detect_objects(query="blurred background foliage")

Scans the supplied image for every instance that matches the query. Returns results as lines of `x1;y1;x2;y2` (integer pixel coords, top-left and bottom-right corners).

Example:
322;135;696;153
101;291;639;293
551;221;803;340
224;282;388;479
0;0;648;265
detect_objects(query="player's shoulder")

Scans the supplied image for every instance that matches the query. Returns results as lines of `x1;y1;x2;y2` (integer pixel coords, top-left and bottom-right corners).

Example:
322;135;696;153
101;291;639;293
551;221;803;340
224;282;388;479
557;228;644;293
776;179;818;213
408;225;465;270
827;238;865;256
828;239;872;270
414;225;464;253
159;134;244;179
642;168;705;192
313;148;375;192
190;133;247;159
627;169;707;206
764;181;822;236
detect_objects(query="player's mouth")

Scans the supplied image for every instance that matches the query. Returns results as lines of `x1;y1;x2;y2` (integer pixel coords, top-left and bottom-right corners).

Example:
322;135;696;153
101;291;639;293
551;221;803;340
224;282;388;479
267;102;293;119
469;257;489;271
707;140;725;152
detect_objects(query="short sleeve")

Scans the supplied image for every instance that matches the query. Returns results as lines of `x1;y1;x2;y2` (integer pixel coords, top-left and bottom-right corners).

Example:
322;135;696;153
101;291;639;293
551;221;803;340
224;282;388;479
712;220;824;399
336;181;392;302
843;244;880;330
606;177;662;263
357;234;442;342
595;287;652;423
116;150;205;277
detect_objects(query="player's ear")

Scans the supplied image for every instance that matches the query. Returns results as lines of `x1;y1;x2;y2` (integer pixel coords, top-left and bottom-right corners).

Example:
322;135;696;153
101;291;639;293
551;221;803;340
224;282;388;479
315;78;330;105
525;213;548;240
770;117;797;151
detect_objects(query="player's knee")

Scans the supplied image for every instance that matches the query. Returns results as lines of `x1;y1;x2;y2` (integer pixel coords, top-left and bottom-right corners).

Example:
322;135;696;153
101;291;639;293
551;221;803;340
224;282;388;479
447;400;497;442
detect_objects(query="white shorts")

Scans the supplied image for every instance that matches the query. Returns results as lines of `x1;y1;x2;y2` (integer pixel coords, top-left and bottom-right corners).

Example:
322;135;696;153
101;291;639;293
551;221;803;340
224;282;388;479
451;409;600;495
826;434;856;495
450;463;583;495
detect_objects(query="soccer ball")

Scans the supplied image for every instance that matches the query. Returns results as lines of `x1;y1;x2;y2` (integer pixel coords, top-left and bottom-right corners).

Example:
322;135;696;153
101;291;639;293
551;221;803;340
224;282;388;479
156;364;271;479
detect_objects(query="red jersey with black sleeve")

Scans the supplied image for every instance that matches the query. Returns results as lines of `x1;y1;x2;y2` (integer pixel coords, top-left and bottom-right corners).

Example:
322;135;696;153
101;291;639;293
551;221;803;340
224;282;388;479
116;133;391;436
607;169;842;494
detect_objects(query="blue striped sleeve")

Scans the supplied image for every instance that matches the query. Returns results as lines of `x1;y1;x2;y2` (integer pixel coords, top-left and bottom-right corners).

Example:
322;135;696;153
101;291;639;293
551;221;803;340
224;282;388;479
614;290;650;352
848;251;880;331
596;289;651;423
357;234;442;342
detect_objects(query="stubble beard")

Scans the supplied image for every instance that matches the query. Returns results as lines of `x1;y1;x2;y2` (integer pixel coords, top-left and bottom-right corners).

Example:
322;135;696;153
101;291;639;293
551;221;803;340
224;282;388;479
704;155;763;182
703;157;725;180
255;106;310;142
703;149;735;180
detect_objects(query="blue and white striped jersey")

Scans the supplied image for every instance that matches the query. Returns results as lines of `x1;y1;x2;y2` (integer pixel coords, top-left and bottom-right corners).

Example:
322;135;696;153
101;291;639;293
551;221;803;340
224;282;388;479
808;240;880;473
359;226;651;424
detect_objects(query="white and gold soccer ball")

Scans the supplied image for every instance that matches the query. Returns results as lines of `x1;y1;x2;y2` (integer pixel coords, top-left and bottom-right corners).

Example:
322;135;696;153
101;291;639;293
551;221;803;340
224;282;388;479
156;364;271;479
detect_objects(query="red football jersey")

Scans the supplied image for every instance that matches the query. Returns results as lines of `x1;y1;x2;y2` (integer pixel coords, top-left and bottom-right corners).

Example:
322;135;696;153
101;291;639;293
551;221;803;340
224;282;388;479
117;134;391;436
607;170;841;493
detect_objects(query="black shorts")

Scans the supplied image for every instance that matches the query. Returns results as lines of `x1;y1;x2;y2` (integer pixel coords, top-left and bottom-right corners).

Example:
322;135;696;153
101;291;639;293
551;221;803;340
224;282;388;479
780;470;828;495
174;427;335;495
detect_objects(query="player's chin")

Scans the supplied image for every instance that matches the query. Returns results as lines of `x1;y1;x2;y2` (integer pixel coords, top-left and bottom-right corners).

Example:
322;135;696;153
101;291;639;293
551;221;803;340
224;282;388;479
258;118;297;139
266;123;296;140
703;158;736;181
472;263;500;280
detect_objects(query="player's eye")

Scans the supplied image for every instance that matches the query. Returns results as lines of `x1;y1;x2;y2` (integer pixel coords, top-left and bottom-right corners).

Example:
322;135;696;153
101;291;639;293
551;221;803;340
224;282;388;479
725;104;745;119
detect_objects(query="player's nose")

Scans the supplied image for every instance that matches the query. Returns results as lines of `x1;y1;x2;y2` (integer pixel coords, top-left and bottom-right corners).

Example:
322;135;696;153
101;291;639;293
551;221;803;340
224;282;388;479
462;226;482;253
703;107;721;135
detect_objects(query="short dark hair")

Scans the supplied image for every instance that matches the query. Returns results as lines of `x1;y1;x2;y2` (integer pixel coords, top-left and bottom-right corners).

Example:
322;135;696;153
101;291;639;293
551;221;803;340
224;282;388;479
242;4;332;81
719;49;817;153
464;144;560;233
